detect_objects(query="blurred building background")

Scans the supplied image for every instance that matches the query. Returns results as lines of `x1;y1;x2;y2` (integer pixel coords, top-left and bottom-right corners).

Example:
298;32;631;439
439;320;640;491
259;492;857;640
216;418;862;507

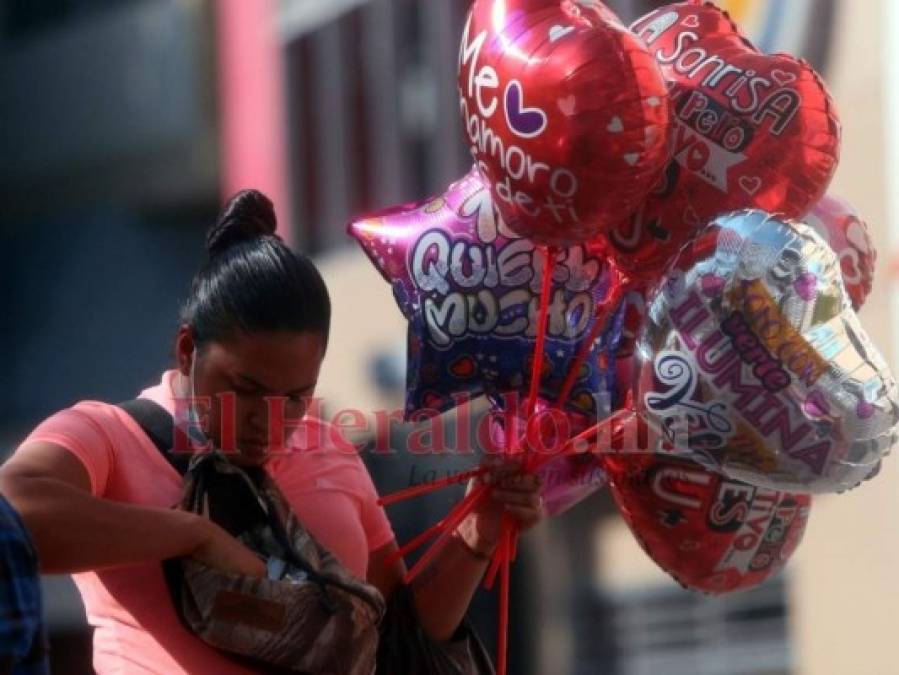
0;0;894;674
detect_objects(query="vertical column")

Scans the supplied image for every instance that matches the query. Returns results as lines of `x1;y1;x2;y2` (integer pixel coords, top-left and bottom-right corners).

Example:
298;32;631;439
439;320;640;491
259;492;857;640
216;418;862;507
215;0;293;243
887;0;899;361
793;5;897;675
309;19;355;250
361;0;407;206
611;0;641;23
421;0;468;190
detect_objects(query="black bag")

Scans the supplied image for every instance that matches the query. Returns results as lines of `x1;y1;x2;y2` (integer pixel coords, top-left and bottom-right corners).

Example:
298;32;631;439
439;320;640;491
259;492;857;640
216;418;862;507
119;398;495;675
376;584;495;675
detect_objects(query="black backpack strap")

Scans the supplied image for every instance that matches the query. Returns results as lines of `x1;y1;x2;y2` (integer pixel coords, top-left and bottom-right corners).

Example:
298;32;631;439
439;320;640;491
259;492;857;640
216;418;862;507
117;398;191;476
116;398;194;627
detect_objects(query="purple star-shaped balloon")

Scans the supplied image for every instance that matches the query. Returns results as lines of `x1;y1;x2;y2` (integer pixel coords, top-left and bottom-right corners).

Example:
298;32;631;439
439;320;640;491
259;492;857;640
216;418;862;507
348;168;621;420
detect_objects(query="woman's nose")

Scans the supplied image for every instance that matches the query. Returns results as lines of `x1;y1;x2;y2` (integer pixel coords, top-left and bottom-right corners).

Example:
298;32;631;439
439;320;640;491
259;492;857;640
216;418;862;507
244;402;268;436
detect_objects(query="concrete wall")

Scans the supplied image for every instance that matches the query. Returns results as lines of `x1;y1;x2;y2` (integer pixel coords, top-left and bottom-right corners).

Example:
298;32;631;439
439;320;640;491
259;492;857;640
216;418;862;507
790;2;899;674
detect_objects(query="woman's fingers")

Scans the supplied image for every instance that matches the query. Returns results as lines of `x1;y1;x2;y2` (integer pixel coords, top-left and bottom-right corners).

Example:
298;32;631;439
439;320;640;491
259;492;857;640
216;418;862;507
490;488;542;508
483;458;542;489
491;485;544;531
482;457;523;485
502;503;543;528
476;454;547;530
498;472;541;490
192;519;267;578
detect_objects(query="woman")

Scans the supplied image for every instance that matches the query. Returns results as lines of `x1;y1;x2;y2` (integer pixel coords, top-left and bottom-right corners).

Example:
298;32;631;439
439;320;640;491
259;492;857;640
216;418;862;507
0;190;543;674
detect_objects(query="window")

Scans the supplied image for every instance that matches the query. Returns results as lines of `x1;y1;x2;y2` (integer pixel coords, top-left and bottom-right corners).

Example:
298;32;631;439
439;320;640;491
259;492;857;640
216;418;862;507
2;0;139;41
577;577;793;675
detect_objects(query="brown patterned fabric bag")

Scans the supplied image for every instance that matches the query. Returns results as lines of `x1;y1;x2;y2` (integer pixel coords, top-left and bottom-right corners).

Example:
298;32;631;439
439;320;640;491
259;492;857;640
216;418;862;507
166;452;386;674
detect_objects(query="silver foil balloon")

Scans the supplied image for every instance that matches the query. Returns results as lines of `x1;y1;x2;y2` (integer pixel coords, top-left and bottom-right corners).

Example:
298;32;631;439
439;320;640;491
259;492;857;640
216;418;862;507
635;210;899;494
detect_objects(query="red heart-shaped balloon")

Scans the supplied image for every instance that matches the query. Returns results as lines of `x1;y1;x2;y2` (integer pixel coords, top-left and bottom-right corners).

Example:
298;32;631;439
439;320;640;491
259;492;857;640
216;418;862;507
604;450;811;594
804;194;876;311
459;0;672;246
606;1;840;275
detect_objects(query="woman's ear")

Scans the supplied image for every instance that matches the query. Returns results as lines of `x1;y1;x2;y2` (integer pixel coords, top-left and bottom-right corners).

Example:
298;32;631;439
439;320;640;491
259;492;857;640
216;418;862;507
174;325;195;377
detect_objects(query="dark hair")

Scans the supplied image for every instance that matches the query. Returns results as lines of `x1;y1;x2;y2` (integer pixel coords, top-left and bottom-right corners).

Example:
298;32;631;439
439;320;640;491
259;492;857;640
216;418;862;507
180;189;331;349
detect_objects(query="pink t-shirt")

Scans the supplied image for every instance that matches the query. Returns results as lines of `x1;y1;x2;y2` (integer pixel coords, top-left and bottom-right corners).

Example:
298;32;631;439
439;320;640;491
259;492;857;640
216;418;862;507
22;370;395;675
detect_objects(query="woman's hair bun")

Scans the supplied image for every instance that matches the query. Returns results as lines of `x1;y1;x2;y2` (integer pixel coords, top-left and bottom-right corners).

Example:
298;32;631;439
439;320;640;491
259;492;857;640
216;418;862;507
206;189;279;257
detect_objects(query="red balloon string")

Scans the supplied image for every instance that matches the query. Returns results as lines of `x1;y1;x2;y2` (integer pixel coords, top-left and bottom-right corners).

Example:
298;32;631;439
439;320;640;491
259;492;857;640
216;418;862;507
510;526;520;562
555;261;628;409
526;245;557;419
521;408;634;482
385;523;441;568
483;546;503;590
377;466;488;507
384;482;487;566
387;486;481;565
380;412;628;522
484;396;518;592
402;485;489;584
493;245;557;675
378;243;633;675
497;526;512;675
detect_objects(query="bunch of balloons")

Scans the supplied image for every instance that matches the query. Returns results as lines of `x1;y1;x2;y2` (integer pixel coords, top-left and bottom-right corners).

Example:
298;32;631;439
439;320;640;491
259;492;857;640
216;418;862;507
348;2;897;672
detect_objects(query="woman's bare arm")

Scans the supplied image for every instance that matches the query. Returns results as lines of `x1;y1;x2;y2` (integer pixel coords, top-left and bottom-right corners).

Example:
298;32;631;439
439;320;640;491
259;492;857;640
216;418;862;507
0;441;264;576
367;464;543;643
368;534;490;644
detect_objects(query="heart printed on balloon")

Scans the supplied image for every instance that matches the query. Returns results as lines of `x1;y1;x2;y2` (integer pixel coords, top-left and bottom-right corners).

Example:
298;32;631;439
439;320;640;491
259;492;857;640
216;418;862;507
459;0;672;246
609;1;841;278
636;210;899;494
348;168;621;419
604;450;811;594
803;194;876;311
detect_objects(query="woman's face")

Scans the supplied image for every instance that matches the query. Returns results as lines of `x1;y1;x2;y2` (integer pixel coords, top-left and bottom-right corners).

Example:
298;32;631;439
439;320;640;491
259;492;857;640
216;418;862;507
176;329;326;466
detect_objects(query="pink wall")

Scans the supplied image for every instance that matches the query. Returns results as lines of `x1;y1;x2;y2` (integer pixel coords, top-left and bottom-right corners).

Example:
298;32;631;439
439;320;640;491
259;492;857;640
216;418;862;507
215;0;293;244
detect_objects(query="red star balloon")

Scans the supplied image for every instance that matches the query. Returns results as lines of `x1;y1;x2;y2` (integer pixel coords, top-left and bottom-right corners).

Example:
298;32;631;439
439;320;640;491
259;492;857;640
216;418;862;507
605;0;841;278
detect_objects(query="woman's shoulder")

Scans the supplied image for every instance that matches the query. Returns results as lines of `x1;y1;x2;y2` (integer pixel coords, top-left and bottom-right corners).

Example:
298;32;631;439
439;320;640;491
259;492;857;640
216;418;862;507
27;400;130;438
21;401;140;498
24;396;184;466
29;369;177;443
